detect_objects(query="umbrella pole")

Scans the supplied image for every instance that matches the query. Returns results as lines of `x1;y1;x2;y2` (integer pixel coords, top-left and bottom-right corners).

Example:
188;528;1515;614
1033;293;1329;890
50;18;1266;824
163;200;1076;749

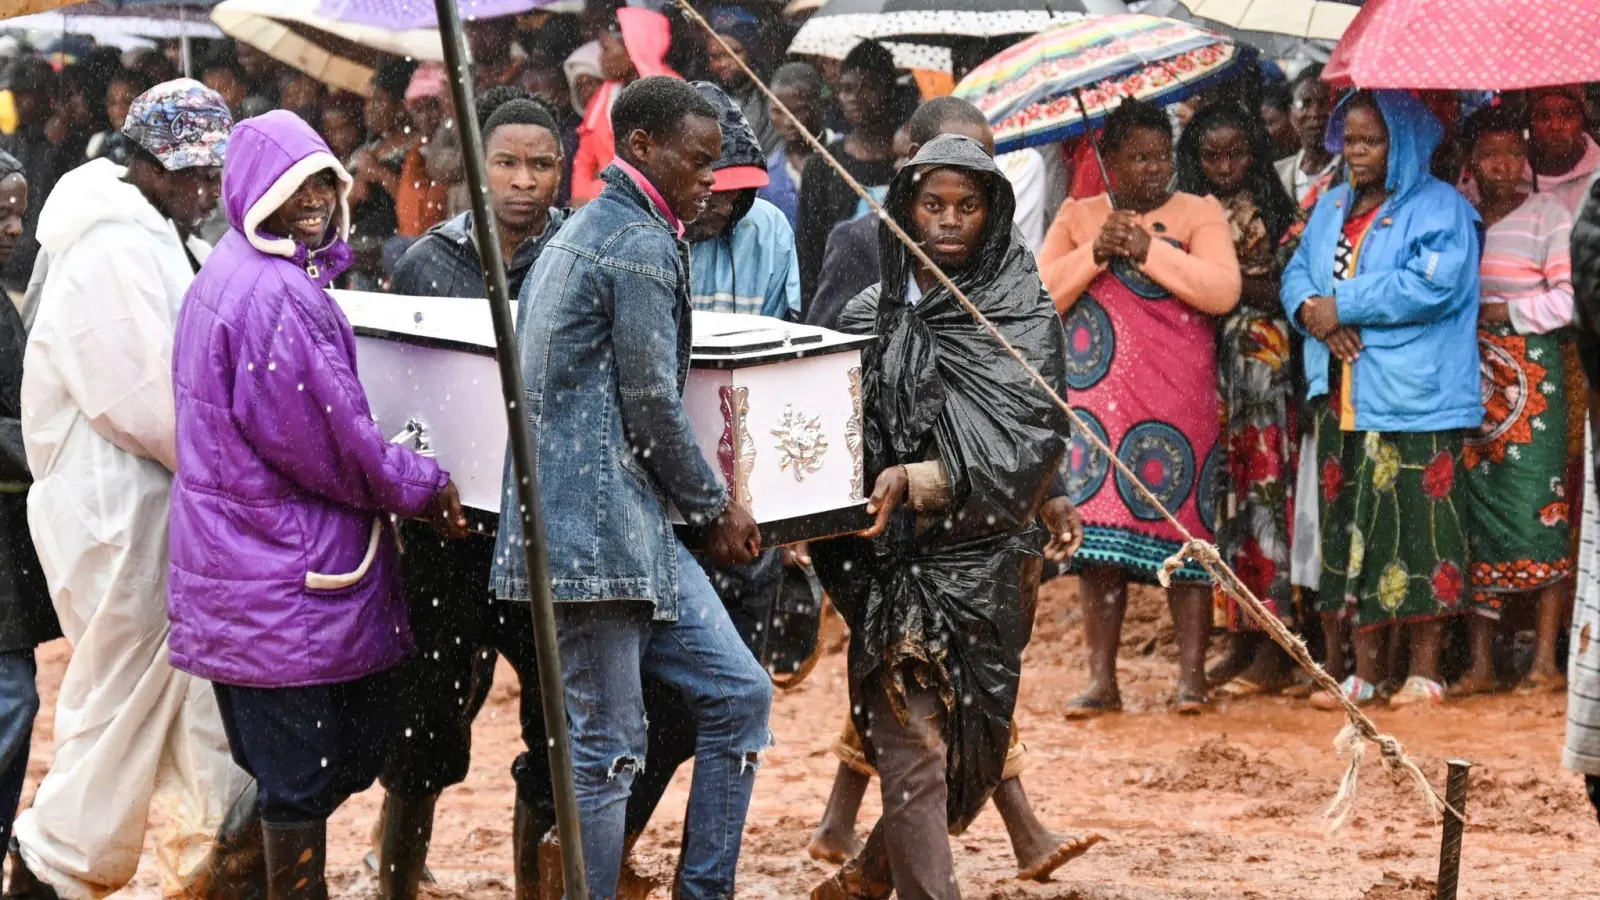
431;2;588;897
180;6;190;79
1072;87;1115;209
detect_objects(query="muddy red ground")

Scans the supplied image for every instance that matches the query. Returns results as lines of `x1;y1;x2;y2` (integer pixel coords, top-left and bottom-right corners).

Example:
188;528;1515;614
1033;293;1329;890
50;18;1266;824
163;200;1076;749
25;578;1600;898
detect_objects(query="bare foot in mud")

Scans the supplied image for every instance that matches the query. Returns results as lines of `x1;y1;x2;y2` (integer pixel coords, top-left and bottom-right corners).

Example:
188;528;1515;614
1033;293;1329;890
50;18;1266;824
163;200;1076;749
1015;831;1105;881
1065;682;1122;719
1448;668;1499;697
1206;634;1254;687
807;825;863;864
1517;668;1567;694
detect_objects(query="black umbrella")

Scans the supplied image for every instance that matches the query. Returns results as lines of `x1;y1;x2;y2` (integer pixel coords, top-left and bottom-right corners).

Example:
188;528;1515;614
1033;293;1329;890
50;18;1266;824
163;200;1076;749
789;0;1099;59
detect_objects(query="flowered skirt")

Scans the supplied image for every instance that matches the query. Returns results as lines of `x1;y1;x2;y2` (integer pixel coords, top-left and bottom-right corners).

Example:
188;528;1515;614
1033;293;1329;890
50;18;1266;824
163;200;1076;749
1211;311;1297;631
1061;269;1219;585
1460;324;1572;615
1313;404;1469;631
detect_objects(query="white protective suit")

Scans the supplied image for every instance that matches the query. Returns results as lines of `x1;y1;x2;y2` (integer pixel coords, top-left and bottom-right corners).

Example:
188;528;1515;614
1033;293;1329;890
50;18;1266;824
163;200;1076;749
16;159;249;899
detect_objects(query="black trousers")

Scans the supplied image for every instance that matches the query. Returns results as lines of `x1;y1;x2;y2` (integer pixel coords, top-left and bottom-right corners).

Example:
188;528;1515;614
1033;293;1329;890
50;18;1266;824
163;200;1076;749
380;525;699;834
215;669;395;824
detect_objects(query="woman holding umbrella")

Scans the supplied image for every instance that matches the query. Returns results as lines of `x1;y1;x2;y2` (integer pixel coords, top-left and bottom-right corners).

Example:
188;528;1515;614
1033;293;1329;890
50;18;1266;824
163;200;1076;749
1284;90;1482;711
1039;98;1241;716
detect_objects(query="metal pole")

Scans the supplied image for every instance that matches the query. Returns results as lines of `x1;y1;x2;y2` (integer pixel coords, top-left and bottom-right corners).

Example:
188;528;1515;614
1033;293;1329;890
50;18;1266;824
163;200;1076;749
430;1;588;896
180;6;191;80
1071;87;1114;207
1435;760;1472;900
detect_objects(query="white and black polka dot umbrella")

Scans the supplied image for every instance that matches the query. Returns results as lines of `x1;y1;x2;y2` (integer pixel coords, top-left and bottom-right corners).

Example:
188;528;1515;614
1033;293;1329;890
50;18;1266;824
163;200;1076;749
789;0;1098;64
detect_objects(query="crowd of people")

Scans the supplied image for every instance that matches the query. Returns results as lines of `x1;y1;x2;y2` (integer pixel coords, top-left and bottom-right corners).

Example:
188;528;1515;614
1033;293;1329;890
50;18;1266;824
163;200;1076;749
0;3;1599;900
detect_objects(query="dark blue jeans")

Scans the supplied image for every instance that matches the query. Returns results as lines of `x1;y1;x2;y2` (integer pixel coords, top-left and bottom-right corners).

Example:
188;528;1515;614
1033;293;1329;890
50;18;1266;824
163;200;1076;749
0;650;37;853
214;668;396;824
556;542;772;900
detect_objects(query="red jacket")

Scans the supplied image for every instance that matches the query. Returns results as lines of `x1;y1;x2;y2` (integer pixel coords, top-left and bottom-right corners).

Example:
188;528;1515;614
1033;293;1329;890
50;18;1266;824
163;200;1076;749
572;7;679;204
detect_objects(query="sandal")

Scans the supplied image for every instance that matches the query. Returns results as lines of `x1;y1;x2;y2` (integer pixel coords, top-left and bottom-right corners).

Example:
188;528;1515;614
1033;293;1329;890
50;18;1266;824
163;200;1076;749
1214;677;1282;699
1281;672;1317;699
1388;676;1445;708
1064;694;1122;720
1309;675;1383;711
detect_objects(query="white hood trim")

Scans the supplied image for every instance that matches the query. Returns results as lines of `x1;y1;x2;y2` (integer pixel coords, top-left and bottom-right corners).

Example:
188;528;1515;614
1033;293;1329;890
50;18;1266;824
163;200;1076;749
241;151;353;259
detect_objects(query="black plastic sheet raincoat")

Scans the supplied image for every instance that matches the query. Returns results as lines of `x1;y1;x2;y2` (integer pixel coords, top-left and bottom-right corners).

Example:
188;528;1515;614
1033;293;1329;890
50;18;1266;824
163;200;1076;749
812;134;1070;832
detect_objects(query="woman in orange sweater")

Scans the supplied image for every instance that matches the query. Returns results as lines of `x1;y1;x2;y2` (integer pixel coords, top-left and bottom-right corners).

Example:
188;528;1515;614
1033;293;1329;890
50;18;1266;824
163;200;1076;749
1039;99;1241;716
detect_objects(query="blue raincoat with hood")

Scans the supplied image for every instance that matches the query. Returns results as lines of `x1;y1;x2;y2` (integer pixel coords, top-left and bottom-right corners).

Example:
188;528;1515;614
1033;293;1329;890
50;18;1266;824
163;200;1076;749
1282;90;1484;433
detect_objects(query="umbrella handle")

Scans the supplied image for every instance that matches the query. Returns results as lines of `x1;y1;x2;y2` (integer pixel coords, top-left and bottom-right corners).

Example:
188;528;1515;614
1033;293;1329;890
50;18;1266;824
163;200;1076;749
1072;87;1115;211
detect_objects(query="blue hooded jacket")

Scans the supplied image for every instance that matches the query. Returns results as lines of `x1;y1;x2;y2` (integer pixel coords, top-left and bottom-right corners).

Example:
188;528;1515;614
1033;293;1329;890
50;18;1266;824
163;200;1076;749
1281;90;1484;433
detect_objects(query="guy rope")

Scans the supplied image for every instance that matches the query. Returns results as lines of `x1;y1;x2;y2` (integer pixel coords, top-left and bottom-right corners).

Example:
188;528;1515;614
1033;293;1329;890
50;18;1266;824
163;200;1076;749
675;0;1463;832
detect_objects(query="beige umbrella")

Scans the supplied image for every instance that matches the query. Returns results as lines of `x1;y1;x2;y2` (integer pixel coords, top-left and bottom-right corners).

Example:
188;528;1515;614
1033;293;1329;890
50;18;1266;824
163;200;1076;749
1167;0;1360;41
211;0;444;95
0;0;90;17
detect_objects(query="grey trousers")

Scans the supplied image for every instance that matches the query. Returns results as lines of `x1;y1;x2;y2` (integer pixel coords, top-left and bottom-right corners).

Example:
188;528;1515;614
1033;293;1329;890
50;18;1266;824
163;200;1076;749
860;667;959;900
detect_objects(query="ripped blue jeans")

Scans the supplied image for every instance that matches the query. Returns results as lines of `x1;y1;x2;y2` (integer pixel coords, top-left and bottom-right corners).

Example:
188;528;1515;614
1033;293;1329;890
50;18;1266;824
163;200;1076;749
555;541;773;900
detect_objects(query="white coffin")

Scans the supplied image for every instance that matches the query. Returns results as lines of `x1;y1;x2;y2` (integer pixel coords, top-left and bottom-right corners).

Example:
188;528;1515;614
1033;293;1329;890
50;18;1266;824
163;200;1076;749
331;292;874;544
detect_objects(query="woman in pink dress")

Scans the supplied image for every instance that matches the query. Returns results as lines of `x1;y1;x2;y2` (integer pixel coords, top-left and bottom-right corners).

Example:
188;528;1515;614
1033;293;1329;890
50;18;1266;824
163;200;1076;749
1039;99;1241;715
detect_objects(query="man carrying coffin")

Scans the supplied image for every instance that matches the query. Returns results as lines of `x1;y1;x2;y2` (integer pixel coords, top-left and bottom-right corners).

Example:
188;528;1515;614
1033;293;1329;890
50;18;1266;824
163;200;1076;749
810;133;1074;900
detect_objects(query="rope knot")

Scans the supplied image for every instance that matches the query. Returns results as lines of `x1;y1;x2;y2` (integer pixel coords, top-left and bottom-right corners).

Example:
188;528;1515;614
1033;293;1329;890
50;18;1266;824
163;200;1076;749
1157;538;1221;588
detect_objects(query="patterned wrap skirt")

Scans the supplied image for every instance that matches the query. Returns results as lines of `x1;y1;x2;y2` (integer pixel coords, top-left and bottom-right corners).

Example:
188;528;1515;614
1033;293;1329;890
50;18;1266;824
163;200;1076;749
1060;265;1220;584
1461;323;1573;615
1211;310;1297;631
1313;403;1470;631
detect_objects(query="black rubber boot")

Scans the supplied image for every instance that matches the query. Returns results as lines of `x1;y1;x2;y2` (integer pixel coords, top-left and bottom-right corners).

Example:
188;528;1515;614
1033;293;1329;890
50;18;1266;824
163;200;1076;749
4;842;59;900
180;782;267;900
263;820;328;900
374;792;437;900
512;798;556;900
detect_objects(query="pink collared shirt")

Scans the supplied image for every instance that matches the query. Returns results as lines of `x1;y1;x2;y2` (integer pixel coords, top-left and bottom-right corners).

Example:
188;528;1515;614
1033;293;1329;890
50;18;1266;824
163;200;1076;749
612;156;683;238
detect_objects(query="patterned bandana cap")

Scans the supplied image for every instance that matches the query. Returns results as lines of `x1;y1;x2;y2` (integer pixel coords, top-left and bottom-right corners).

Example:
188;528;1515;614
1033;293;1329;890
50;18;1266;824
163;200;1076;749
122;78;234;171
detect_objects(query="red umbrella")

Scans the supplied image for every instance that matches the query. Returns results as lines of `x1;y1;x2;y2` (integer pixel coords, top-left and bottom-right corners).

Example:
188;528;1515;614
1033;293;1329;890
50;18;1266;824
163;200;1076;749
1324;0;1600;90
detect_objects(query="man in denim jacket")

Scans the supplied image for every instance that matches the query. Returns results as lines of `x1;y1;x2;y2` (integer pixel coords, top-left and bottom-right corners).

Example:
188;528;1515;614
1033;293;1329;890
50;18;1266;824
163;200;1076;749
491;76;770;900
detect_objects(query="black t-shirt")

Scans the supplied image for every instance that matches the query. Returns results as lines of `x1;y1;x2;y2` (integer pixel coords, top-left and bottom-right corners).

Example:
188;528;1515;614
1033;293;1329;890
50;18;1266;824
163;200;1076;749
795;138;896;314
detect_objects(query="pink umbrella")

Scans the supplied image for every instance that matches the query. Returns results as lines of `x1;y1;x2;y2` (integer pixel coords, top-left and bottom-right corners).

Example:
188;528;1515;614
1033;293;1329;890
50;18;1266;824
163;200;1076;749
1324;0;1600;90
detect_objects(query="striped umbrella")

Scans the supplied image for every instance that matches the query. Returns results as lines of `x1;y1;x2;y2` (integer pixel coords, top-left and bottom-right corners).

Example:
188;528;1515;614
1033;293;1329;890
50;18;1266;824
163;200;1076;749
953;13;1256;154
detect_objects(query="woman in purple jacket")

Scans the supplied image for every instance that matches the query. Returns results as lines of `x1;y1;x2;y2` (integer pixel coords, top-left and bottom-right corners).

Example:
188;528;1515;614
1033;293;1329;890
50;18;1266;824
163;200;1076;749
167;110;466;899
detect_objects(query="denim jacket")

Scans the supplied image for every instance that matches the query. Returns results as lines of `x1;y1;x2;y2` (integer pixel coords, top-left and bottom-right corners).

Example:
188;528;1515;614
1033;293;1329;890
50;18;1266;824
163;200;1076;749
491;165;728;617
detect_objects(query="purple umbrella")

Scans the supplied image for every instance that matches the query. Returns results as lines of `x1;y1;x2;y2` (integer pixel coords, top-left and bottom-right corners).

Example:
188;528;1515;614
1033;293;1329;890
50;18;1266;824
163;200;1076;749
317;0;545;30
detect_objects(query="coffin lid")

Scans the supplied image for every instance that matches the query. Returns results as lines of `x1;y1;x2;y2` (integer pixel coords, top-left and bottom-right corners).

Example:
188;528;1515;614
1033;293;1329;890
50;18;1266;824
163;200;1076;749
332;291;874;368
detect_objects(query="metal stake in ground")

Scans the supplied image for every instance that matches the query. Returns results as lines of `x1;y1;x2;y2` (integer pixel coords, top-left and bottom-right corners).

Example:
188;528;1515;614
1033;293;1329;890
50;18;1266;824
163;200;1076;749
1435;760;1472;900
431;1;588;896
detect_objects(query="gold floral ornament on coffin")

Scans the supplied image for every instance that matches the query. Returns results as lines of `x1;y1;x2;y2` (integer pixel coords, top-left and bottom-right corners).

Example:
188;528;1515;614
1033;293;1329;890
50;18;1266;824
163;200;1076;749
772;405;829;481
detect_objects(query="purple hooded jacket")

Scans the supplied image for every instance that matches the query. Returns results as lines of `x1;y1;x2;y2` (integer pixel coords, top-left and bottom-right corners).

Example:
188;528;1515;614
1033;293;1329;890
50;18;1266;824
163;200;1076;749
168;111;448;688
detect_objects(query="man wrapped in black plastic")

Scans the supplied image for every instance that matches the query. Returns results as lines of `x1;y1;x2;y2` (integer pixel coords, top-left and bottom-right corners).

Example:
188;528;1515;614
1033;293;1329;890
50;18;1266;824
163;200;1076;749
811;133;1071;900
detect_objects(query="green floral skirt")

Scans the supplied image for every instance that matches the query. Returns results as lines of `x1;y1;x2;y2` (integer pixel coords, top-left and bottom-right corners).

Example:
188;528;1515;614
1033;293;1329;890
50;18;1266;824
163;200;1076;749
1313;403;1470;631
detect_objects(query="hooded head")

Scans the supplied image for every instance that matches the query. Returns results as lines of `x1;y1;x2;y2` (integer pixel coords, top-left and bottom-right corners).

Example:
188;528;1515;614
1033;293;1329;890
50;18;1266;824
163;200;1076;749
686;81;767;242
223;110;353;282
606;8;676;82
564;40;604;116
881;133;1016;304
707;6;765;88
1326;89;1443;207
